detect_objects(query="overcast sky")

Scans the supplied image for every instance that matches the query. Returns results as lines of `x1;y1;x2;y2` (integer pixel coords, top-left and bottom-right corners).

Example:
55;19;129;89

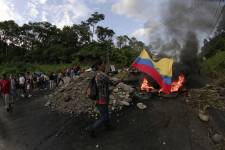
0;0;169;43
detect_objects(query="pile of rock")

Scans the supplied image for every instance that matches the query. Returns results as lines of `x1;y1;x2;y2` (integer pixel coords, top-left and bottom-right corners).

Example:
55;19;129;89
48;72;95;115
187;83;225;111
47;72;135;115
109;82;135;111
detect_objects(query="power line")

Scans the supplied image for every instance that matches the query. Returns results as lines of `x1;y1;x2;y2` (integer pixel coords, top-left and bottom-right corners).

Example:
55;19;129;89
210;4;225;36
214;0;222;17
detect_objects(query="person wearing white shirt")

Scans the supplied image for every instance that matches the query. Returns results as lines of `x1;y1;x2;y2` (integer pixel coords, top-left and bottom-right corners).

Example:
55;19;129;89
19;74;26;98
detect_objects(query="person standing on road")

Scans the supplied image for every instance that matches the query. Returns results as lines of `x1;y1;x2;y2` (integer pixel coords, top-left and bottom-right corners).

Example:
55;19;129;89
57;72;64;86
19;73;26;98
10;74;17;103
26;79;32;98
49;73;54;89
0;74;12;112
87;60;111;137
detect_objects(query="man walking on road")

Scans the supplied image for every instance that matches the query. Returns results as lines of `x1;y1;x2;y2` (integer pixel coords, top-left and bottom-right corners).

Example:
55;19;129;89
86;60;112;137
0;74;12;112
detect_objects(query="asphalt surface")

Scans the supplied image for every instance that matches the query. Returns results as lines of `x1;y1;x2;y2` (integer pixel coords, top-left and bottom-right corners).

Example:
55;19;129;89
0;90;222;150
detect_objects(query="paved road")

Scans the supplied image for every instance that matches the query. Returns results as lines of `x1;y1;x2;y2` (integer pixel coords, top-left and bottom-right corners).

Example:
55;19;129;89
0;92;217;150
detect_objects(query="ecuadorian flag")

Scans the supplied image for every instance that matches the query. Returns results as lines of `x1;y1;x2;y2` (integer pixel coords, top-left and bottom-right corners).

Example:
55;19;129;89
131;49;173;94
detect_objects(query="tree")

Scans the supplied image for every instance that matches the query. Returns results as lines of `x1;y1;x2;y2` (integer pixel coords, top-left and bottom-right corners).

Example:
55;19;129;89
116;36;123;48
128;37;146;51
73;23;91;47
86;12;105;41
28;22;60;48
116;35;130;48
96;26;115;43
61;26;78;48
0;12;144;67
217;6;225;33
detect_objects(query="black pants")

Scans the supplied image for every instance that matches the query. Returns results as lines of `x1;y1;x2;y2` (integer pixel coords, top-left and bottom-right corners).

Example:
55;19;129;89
91;105;110;130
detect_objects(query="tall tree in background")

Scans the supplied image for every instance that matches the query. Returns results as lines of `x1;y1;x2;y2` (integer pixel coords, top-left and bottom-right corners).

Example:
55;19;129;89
73;22;91;47
96;26;115;43
86;12;105;42
129;37;145;51
116;36;123;48
96;26;115;66
116;35;130;48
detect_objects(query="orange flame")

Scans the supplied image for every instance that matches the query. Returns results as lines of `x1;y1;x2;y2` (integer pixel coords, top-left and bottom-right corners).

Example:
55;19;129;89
171;74;185;92
141;77;154;92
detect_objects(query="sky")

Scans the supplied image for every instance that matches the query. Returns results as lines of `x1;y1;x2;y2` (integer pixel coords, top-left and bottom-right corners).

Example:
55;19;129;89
0;0;157;43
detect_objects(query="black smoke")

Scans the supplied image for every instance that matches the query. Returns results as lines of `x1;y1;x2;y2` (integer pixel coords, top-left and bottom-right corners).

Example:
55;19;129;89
146;0;220;86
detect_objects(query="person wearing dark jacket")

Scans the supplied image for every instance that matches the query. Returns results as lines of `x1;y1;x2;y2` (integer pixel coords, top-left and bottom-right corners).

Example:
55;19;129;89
86;60;112;137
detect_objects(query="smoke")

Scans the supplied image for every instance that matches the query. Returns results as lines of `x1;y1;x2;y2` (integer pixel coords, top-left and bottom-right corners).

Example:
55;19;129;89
144;0;220;86
146;0;219;59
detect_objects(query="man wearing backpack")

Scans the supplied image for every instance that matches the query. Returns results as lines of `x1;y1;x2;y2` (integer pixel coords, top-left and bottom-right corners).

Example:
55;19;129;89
0;74;12;112
86;60;112;137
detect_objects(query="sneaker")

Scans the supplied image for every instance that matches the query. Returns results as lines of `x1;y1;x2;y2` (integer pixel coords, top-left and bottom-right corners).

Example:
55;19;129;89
21;94;25;98
28;94;32;98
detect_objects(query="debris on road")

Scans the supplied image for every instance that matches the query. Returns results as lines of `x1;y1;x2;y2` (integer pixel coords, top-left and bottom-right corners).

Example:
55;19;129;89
188;80;225;111
136;102;147;110
95;144;100;148
211;133;223;143
49;72;134;115
198;110;209;122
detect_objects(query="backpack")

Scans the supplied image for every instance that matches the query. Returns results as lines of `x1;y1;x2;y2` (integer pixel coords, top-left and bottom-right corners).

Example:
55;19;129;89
87;75;98;100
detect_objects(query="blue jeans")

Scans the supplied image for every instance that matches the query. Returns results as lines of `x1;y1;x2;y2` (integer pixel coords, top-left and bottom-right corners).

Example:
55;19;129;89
91;105;109;129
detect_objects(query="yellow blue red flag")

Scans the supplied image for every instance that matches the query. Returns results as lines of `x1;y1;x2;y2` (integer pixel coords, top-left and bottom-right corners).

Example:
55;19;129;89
131;49;174;94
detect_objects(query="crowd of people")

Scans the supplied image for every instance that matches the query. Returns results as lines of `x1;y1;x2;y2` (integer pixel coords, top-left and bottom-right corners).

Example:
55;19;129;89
1;62;113;138
0;66;81;112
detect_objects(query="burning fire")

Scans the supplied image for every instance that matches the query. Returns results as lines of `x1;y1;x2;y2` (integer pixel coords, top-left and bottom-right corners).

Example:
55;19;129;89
140;74;185;94
141;77;154;92
171;73;185;92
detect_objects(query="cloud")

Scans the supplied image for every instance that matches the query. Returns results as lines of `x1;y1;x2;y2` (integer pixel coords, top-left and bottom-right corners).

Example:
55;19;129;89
130;27;154;43
95;0;107;3
27;1;39;18
0;0;23;23
0;0;90;28
39;0;47;4
112;0;165;21
45;0;90;28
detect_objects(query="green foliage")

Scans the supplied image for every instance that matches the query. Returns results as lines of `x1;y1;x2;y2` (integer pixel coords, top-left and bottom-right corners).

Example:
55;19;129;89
201;13;225;78
201;51;225;77
202;32;225;58
110;47;139;67
0;12;146;70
